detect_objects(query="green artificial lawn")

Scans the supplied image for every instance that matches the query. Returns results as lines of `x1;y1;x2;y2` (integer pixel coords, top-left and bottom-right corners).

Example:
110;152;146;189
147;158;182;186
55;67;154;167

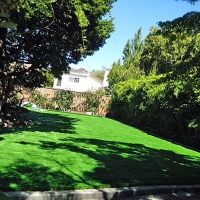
0;109;200;191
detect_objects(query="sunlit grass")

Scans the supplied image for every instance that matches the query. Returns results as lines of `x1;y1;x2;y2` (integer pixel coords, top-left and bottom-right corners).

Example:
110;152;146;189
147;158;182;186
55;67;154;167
0;109;200;191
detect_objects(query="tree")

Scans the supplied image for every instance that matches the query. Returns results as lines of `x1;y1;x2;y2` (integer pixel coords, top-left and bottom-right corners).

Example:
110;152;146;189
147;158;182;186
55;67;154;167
122;27;145;79
0;0;116;112
175;0;199;4
42;70;54;87
141;12;200;76
107;59;125;89
91;68;106;81
158;11;200;35
108;28;145;88
140;27;168;75
109;10;200;136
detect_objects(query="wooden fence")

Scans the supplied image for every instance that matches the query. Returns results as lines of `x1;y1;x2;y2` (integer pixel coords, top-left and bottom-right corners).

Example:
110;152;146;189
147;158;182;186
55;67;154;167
20;88;111;117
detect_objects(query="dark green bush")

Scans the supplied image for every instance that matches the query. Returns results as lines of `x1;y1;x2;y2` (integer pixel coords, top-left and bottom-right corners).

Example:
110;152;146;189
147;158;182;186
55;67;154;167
53;89;74;111
84;88;105;114
110;73;200;137
29;90;49;109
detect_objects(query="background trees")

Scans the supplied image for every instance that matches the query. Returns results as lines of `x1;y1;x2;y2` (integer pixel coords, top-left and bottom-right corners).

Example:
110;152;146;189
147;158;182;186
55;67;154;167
91;68;106;81
108;28;145;89
109;10;200;138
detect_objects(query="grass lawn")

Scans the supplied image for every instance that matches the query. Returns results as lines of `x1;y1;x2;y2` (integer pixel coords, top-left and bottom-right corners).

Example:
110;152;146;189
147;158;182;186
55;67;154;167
0;109;200;191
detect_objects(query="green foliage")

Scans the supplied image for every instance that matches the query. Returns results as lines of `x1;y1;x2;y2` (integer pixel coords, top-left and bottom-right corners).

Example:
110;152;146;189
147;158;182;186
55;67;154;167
108;59;124;89
26;88;107;114
7;0;116;76
84;88;105;113
53;89;75;111
29;90;49;109
123;27;144;67
2;0;55;18
158;11;200;35
42;70;54;87
106;12;199;137
110;69;200;136
108;28;145;89
141;13;200;76
108;10;200;139
91;68;106;81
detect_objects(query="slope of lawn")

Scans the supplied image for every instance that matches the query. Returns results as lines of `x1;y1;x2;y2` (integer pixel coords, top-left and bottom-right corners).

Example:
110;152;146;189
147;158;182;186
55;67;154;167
0;109;200;191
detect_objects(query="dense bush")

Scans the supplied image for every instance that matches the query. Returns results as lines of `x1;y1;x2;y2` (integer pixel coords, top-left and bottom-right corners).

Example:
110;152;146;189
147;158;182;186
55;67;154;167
53;89;74;111
84;89;105;114
110;73;200;137
29;90;49;109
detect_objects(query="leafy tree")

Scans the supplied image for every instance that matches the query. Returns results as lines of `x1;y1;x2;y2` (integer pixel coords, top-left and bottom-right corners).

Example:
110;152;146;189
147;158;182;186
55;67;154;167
107;59;125;89
158;12;200;35
91;68;106;81
0;0;116;112
123;28;143;65
110;10;200;137
122;27;145;79
108;28;145;88
140;27;169;75
54;89;74;111
84;88;105;114
141;12;200;76
42;70;54;87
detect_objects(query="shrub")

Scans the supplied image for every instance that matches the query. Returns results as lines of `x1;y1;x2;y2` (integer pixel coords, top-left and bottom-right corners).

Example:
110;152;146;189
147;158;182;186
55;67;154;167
53;89;74;111
109;73;200;137
29;90;49;109
84;88;105;114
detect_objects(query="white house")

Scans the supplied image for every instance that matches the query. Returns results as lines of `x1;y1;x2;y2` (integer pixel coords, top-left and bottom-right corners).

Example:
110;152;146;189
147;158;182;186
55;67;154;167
53;68;104;92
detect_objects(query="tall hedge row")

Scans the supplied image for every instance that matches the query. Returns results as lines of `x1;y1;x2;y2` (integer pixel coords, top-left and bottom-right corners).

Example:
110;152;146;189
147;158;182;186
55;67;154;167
109;73;200;137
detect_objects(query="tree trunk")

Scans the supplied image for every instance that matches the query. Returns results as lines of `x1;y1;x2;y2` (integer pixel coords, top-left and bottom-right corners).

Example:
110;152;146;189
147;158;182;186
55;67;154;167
0;27;8;114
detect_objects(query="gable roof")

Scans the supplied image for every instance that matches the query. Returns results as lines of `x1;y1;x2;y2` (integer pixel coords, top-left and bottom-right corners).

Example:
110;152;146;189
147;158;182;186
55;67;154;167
68;68;102;84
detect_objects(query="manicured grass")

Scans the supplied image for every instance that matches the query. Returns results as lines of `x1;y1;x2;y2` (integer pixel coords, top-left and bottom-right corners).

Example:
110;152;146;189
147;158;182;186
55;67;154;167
0;109;200;191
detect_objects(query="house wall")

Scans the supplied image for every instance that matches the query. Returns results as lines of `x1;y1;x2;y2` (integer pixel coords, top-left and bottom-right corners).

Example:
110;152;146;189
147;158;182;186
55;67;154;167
53;72;102;92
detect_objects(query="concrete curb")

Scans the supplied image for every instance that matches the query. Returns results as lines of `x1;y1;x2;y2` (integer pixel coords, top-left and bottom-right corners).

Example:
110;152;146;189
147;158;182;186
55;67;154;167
4;185;200;200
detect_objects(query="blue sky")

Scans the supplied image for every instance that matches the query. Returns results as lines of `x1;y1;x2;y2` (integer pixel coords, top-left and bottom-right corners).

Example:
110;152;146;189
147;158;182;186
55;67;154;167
71;0;200;71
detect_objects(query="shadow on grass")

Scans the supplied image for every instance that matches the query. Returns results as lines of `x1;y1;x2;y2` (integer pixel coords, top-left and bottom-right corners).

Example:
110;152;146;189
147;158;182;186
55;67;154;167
0;110;80;134
0;138;200;192
0;159;77;191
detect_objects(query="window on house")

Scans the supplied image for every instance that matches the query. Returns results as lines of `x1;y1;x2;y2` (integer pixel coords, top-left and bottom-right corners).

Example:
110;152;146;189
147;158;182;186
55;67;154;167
56;79;62;86
69;77;79;83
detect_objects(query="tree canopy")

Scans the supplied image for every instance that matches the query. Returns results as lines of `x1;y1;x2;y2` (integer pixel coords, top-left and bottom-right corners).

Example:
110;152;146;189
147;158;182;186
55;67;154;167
141;12;200;76
91;68;106;81
176;0;199;3
1;0;116;77
0;0;116;113
109;9;200;137
108;28;145;88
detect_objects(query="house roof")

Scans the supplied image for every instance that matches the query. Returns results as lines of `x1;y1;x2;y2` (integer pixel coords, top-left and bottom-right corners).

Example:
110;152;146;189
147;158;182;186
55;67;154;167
69;68;102;84
70;68;88;75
